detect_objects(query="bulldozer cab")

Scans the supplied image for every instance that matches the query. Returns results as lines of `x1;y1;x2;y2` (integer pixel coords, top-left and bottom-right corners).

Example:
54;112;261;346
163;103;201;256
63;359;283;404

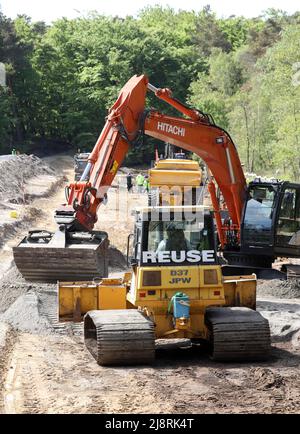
128;205;217;267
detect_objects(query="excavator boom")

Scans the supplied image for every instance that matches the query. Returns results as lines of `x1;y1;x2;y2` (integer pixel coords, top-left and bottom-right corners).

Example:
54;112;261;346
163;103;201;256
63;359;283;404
60;76;247;247
63;75;149;231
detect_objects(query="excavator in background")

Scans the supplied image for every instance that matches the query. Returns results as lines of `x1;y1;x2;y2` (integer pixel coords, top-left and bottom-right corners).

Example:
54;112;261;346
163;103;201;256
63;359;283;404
74;152;90;181
13;74;300;282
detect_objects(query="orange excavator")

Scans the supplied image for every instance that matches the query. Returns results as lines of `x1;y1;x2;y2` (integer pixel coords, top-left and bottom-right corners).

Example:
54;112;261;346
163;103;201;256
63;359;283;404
13;74;300;281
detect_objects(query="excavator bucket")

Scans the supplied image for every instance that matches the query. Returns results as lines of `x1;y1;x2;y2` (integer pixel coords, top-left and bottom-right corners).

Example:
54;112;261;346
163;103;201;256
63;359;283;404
13;230;109;282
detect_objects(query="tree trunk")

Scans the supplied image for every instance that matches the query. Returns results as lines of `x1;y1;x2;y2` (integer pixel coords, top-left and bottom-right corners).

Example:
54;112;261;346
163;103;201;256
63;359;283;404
242;104;251;171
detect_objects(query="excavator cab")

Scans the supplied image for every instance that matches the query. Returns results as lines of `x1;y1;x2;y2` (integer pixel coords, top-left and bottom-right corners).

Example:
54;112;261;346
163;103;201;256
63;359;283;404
241;180;300;264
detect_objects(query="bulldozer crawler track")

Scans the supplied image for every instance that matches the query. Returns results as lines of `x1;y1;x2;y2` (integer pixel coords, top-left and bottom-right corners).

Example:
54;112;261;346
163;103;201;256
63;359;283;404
205;307;271;361
84;310;155;366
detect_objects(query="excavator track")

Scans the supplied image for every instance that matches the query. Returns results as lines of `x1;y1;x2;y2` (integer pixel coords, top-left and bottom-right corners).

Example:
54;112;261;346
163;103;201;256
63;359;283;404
84;309;155;366
205;307;271;361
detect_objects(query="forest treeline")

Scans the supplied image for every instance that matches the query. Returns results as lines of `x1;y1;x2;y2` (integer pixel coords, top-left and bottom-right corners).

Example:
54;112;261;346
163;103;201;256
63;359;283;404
0;5;299;177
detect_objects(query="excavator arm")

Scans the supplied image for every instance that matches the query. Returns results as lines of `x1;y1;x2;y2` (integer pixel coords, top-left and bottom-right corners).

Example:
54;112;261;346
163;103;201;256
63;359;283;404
61;74;246;247
60;74;150;231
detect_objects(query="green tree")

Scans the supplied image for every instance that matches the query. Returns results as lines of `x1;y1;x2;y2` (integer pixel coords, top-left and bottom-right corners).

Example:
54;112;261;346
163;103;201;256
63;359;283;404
188;48;244;128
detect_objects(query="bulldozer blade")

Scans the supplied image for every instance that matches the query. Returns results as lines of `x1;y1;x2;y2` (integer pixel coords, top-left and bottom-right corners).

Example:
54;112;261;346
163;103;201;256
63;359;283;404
58;277;128;322
13;230;109;282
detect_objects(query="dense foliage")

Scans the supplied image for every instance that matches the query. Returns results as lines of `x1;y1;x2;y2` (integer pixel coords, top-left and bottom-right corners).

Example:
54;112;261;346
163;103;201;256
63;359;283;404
0;5;299;177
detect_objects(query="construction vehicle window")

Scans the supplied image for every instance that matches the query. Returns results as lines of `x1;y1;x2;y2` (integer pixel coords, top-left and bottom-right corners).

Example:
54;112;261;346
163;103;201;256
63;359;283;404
276;188;300;247
147;218;211;257
243;185;277;245
134;227;141;261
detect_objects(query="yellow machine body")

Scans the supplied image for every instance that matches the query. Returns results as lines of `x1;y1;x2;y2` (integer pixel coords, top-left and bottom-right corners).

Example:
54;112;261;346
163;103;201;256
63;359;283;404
149;158;202;188
59;274;131;321
149;159;202;206
58;265;256;340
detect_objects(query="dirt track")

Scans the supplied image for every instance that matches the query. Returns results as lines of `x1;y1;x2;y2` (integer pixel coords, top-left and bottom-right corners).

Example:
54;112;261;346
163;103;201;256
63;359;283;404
0;155;300;414
2;333;300;414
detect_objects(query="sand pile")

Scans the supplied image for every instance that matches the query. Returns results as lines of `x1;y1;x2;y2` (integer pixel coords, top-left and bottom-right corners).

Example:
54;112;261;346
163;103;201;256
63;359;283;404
258;298;300;345
0;265;55;314
0;154;55;205
108;245;127;271
0;207;44;249
0;265;57;333
1;292;53;334
0;155;62;249
0;246;127;334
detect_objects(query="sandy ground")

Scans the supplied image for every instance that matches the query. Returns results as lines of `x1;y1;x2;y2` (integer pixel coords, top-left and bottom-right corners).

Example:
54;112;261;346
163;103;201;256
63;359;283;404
0;155;67;278
2;333;300;414
0;155;299;414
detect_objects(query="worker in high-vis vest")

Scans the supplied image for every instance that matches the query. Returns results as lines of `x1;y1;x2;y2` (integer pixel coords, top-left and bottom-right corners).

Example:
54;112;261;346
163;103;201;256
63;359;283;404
143;175;150;193
136;173;145;193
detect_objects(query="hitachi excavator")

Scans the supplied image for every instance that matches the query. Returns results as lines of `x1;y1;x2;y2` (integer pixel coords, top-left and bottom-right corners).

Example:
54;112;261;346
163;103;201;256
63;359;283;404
14;74;300;281
11;74;300;364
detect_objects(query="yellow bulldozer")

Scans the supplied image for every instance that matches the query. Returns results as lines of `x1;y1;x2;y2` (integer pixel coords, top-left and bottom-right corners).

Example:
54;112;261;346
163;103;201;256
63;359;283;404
59;157;270;365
